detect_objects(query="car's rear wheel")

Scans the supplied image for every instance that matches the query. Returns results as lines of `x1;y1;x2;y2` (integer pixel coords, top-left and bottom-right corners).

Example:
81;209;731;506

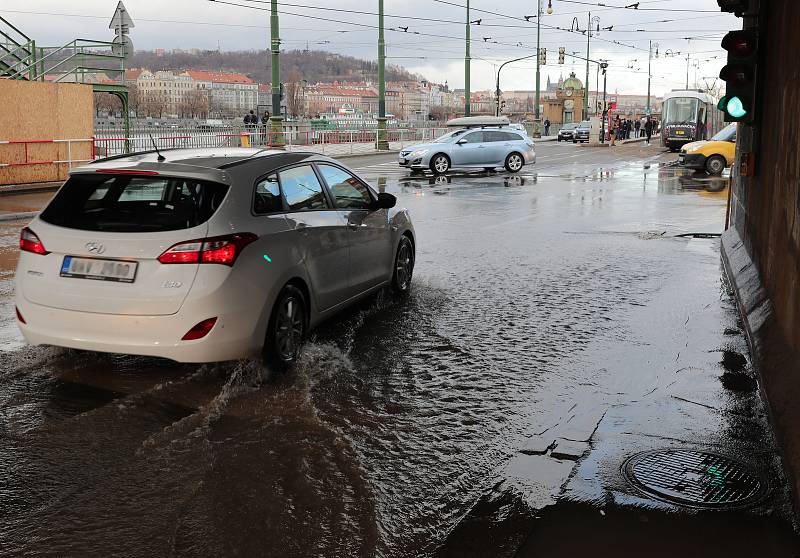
392;236;415;295
504;153;524;173
705;155;726;175
430;154;450;174
264;285;306;368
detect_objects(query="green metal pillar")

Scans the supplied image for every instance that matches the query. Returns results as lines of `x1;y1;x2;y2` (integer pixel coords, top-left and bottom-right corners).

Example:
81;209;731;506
270;0;284;147
584;12;591;120
534;0;541;136
377;0;388;150
464;0;470;116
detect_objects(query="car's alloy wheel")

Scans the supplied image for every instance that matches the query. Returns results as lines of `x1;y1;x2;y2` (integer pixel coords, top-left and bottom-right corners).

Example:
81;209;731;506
431;154;450;174
392;237;415;294
705;155;725;176
505;153;524;173
266;285;306;367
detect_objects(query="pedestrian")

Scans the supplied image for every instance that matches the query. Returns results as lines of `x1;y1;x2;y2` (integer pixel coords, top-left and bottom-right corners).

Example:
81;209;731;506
246;110;257;130
634;119;641;138
544;118;551;137
644;117;653;145
610;118;618;146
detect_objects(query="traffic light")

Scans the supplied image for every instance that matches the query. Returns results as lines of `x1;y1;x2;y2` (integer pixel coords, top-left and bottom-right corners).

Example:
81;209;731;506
538;47;547;65
558;47;565;64
718;30;757;123
717;0;749;17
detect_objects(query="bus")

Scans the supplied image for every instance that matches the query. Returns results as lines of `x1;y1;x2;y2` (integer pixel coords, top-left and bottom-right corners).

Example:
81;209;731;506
661;90;724;152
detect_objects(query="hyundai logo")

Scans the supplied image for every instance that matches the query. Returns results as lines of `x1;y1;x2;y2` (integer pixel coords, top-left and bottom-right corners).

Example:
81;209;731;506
85;242;106;254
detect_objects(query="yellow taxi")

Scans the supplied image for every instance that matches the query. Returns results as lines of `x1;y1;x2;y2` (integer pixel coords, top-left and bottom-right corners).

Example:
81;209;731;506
678;123;737;175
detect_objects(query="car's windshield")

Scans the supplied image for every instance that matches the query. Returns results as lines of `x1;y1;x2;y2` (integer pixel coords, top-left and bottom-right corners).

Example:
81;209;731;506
711;124;737;142
563;124;577;130
433;129;467;143
664;97;700;126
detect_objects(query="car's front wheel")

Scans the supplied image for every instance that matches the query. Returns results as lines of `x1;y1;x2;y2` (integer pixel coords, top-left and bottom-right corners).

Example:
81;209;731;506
391;236;415;295
430;154;450;174
264;285;306;369
505;153;524;173
705;155;726;175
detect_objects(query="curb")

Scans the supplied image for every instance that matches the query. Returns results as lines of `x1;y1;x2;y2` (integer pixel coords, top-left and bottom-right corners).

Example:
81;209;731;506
0;211;37;222
0;183;61;197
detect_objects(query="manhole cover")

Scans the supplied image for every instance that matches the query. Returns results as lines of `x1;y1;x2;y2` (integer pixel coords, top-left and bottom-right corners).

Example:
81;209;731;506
623;449;768;509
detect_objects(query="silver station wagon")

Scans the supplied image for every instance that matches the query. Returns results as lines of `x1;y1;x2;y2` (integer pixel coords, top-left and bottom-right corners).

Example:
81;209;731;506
399;116;536;174
16;148;415;367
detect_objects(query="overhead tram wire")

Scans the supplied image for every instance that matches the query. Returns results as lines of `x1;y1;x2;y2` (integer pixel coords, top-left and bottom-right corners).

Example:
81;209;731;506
554;0;722;12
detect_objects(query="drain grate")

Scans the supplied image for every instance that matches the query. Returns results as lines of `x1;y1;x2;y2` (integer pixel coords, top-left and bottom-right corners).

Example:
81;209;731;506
623;449;768;509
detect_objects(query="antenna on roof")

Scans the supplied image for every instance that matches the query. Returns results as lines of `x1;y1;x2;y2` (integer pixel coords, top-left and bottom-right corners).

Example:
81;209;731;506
149;134;166;162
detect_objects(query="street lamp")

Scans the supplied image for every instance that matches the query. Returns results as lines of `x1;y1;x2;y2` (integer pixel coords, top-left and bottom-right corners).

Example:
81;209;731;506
646;41;658;116
546;0;553;15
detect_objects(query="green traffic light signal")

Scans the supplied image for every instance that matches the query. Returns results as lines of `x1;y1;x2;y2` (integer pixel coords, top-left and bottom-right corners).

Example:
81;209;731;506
718;94;749;121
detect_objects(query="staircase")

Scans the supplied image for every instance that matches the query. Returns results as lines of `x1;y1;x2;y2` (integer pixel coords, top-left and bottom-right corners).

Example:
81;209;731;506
0;15;126;85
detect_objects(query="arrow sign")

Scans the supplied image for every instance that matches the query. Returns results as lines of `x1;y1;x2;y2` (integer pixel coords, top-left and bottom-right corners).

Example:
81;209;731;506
109;1;134;31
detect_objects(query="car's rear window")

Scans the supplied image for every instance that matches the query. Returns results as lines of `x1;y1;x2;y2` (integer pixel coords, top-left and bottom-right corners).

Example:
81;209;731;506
40;174;229;232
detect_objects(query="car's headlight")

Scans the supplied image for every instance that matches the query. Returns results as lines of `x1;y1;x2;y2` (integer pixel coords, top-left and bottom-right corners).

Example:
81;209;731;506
412;149;429;157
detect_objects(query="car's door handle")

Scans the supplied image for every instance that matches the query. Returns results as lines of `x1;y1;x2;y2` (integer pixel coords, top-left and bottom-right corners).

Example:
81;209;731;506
477;145;485;148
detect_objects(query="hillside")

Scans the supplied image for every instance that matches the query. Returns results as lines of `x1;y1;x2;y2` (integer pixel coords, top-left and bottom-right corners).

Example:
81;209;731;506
129;49;422;84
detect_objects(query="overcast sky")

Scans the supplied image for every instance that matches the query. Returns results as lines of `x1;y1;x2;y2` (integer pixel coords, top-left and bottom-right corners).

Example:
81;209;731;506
2;0;740;95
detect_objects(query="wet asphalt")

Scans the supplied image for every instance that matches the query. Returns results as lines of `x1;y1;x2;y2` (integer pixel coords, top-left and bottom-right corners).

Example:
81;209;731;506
0;142;798;557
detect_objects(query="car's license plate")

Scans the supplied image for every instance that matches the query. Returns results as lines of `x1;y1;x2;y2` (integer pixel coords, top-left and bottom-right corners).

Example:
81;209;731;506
676;130;685;135
60;256;138;283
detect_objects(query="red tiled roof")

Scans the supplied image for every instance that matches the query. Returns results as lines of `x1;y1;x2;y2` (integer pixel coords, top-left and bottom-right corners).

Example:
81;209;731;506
125;69;144;80
185;70;254;84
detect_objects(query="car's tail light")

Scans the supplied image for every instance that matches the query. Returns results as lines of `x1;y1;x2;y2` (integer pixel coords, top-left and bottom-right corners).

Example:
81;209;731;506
20;227;48;255
158;233;257;266
15;307;26;324
182;317;217;340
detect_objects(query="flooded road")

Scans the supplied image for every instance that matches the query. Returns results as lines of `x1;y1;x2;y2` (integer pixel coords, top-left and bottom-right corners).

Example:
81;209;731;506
1;144;797;556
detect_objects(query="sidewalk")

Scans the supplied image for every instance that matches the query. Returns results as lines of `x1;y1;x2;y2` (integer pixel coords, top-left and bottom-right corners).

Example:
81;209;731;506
435;233;798;557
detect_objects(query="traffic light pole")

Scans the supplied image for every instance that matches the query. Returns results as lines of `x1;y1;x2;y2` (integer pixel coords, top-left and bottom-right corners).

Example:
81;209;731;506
377;0;388;150
270;0;284;147
465;0;471;116
496;54;537;116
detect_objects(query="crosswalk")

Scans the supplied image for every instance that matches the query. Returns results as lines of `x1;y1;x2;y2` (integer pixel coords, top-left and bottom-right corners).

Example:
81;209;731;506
351;160;409;178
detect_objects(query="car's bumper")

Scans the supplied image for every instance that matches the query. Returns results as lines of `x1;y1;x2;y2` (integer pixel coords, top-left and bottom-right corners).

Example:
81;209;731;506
678;152;706;169
399;155;429;170
15;297;264;363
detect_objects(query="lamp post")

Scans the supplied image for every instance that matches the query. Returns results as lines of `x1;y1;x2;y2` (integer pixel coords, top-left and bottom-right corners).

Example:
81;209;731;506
646;41;659;116
465;0;470;116
377;0;388;149
269;0;283;147
496;53;538;116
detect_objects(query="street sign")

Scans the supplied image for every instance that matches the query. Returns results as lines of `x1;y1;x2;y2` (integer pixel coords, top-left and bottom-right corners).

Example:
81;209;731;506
645;108;652;115
109;1;134;30
112;35;134;59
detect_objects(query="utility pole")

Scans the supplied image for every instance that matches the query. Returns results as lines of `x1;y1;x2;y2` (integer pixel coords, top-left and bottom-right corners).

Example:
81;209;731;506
534;0;542;135
377;0;388;149
270;0;283;147
465;0;470;116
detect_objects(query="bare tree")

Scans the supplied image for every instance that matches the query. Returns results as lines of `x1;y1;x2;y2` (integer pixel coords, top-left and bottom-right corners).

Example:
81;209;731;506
93;92;121;117
285;67;303;118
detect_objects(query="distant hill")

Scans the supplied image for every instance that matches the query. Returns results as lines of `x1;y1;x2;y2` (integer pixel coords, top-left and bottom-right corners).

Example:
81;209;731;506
129;49;422;84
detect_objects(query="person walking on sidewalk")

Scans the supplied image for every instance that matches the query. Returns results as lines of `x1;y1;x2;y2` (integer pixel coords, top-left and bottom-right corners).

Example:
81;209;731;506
544;118;551;137
644;117;654;145
635;119;641;138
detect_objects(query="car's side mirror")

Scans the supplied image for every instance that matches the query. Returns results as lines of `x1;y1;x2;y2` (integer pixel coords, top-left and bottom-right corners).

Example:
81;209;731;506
456;138;467;145
373;192;396;210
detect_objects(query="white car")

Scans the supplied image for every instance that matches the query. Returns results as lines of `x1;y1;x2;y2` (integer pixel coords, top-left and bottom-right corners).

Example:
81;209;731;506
15;148;415;365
